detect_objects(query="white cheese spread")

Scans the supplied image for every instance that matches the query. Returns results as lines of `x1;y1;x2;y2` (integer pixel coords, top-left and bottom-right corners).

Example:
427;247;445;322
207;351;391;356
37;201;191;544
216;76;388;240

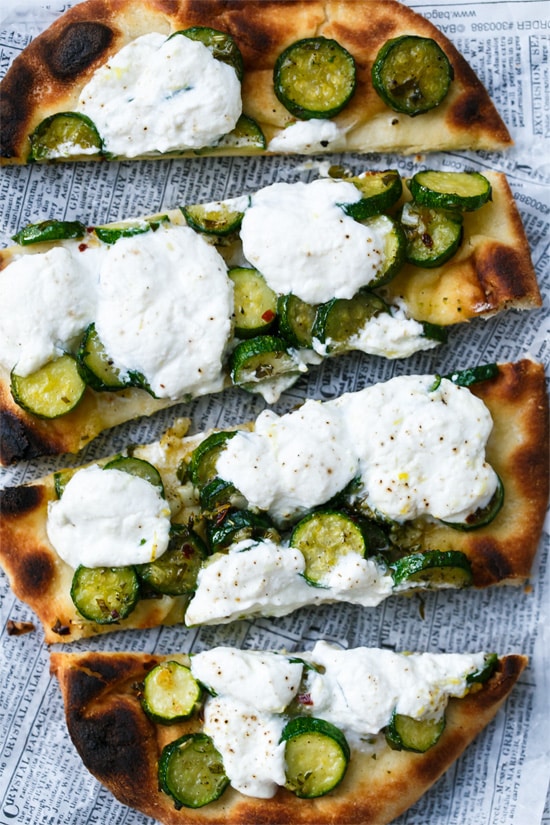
216;400;358;524
77;33;242;157
0;245;99;376
95;224;233;399
184;539;394;626
239;179;390;303
46;464;171;568
186;643;487;797
214;374;497;526
267;119;349;154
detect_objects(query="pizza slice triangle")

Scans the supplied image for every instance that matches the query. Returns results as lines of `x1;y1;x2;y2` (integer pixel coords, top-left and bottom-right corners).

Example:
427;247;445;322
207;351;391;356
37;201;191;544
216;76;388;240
49;645;527;824
1;0;512;164
0;360;547;643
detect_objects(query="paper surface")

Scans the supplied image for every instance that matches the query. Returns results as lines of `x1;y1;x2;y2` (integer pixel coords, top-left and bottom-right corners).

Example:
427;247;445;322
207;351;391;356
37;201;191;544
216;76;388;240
0;1;549;823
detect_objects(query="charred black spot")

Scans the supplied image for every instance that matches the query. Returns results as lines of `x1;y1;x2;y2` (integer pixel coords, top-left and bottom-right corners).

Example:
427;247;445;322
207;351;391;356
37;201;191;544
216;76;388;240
476;245;529;303
0;410;52;465
469;539;513;586
0;64;34;158
16;549;55;597
44;22;114;79
0;484;43;517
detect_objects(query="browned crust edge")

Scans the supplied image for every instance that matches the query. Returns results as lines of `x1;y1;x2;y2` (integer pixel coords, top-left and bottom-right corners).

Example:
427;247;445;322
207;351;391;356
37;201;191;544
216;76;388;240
0;0;512;163
49;649;527;825
0;360;547;643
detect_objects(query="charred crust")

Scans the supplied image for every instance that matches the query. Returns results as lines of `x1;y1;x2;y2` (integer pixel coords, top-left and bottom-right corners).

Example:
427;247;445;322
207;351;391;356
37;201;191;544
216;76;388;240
12;548;55;598
0;410;54;465
468;537;513;586
475;244;537;307
0;484;43;517
0;64;34;159
41;21;114;80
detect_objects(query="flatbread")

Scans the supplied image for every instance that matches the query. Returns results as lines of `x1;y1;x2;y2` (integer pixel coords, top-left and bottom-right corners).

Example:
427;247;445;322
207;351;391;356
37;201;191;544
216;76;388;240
0;360;547;643
49;648;527;825
0;170;540;465
0;0;512;164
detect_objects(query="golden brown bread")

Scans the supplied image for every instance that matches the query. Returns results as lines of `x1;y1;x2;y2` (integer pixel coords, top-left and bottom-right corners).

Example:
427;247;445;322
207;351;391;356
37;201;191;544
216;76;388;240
0;171;541;465
49;648;527;824
0;360;547;643
0;0;512;163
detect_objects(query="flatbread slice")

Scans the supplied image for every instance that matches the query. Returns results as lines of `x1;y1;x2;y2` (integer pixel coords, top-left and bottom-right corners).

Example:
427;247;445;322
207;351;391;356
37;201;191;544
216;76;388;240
0;0;512;164
49;646;527;824
1;360;547;643
0;170;540;465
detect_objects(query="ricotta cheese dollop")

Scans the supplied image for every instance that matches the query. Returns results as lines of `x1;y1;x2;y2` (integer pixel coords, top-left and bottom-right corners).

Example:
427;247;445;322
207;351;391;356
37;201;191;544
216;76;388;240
0;245;99;376
77;33;242;157
239;179;390;303
267;119;349;154
46;464;171;569
95;224;233;399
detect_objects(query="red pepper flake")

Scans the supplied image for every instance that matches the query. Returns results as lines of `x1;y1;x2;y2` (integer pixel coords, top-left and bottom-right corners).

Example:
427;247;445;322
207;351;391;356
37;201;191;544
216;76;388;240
297;692;314;706
78;243;88;252
261;310;275;323
421;233;434;249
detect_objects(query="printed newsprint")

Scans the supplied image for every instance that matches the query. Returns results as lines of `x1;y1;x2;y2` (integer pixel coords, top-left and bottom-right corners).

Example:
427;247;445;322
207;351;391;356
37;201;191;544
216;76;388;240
0;2;549;824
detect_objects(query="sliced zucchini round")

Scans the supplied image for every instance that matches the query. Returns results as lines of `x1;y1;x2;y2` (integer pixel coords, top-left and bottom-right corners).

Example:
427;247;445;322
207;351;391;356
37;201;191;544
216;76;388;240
386;710;446;752
466;653;498;685
312;292;388;353
29;111;103;161
11;355;86;419
53;468;77;499
207;508;278;551
443;363;499;387
142;661;202;724
282;716;350;798
290;510;367;584
136;525;206;596
364;214;407;287
181;202;244;237
94;218;166;244
421;321;449;343
277;294;318;349
230;335;301;387
391;550;473;588
211;114;266;152
189;430;238;488
177;27;244;80
199;477;240;512
102;455;165;495
11;219;87;246
158;733;229;809
70;565;140;624
442;476;504;531
372;35;454;116
229;267;278;338
77;324;128;391
274;37;356;119
408;170;492;212
400;201;463;268
339;170;403;220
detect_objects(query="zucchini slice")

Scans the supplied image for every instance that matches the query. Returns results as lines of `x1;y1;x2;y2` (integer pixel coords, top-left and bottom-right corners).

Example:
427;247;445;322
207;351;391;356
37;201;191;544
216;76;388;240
290;511;367;584
136;525;206;596
159;733;229;809
177;27;244;81
11;355;86;419
12;219;86;246
229;267;278;338
207;508;278;551
466;653;499;685
442;476;504;531
94;217;167;244
274;37;356;119
408;170;492;212
29;111;103;161
400;201;463;268
444;363;499;387
372;35;454;116
142;661;202;724
312;292;388;353
198;477;240;512
391;550;473;588
386;711;446;752
70;565;140;624
77;324;128;391
282;717;350;798
230;335;302;387
102;455;165;495
213;114;266;151
277;293;318;349
189;431;238;488
53;468;77;499
339;170;403;220
364;214;407;287
181;202;245;237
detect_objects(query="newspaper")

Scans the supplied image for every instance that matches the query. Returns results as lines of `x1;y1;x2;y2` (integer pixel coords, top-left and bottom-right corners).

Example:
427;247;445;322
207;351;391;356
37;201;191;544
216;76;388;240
0;1;548;823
